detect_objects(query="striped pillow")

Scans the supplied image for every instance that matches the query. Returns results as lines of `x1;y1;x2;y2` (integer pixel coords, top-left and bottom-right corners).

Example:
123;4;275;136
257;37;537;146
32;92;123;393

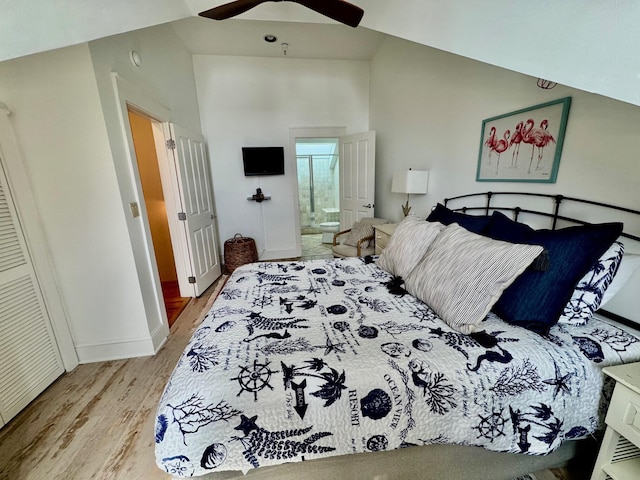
344;221;370;246
404;223;543;334
344;218;389;248
377;216;445;279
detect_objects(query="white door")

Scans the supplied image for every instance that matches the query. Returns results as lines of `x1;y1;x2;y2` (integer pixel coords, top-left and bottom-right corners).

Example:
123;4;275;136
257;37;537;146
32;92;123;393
165;124;221;297
0;157;64;426
339;131;376;229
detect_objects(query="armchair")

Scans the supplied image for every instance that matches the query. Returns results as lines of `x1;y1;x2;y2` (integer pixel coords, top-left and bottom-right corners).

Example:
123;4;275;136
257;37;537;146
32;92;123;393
331;218;389;258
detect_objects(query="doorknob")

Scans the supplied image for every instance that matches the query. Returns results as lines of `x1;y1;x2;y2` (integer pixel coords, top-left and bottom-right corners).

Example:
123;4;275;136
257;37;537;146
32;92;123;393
362;203;374;208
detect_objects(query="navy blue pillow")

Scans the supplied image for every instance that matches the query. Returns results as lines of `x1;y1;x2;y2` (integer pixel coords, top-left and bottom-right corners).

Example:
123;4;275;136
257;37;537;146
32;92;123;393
485;211;623;334
426;204;492;234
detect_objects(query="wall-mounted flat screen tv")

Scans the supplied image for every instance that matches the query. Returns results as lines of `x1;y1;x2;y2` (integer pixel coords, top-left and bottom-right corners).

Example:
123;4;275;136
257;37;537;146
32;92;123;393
242;147;285;176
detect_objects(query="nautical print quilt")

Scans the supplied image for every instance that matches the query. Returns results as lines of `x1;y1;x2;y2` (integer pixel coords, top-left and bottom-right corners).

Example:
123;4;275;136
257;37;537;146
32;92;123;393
155;257;640;477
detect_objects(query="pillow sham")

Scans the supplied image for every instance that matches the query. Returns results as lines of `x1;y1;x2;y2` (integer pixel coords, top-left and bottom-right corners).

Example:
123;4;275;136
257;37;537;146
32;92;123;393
404;223;543;334
558;241;624;326
377;216;445;279
485;211;623;334
426;203;492;234
600;252;640;306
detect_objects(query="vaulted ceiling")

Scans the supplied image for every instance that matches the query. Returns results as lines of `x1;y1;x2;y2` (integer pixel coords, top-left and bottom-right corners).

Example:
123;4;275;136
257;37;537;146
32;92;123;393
3;1;640;107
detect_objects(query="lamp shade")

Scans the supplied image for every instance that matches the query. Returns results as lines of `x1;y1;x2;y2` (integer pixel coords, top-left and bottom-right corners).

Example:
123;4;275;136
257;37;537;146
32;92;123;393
391;170;429;194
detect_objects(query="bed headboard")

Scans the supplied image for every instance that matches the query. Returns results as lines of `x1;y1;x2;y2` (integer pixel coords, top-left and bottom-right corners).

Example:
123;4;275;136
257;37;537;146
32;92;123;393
442;191;640;329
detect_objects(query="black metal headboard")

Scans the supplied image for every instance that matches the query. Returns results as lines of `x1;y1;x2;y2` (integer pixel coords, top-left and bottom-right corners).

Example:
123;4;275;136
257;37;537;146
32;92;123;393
444;191;640;242
443;191;640;329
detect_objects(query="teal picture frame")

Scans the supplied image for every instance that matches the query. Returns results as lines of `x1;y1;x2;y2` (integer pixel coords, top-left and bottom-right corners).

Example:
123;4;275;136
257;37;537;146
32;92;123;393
476;97;571;183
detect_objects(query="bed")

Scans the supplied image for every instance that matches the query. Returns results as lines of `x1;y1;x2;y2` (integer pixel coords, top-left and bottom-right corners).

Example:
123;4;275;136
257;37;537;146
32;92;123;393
155;192;640;480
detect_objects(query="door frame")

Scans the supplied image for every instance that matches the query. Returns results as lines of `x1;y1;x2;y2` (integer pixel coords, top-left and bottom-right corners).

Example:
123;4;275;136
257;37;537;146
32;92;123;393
289;127;346;257
111;73;177;351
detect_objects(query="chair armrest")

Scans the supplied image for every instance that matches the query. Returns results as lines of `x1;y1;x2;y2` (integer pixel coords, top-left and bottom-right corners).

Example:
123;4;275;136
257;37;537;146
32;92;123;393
333;229;352;246
356;235;375;256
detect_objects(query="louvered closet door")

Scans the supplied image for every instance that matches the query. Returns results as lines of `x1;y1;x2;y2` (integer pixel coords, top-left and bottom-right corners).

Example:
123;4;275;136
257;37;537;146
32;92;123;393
0;158;64;425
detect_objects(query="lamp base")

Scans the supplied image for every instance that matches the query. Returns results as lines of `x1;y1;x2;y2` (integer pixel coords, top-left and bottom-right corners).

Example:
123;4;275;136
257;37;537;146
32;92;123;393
401;200;411;217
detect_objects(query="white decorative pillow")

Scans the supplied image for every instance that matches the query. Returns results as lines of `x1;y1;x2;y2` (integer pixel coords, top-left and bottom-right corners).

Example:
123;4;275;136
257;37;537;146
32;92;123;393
377;216;445;279
558;241;624;326
344;218;388;247
600;252;640;306
404;223;544;334
344;221;367;246
344;221;375;247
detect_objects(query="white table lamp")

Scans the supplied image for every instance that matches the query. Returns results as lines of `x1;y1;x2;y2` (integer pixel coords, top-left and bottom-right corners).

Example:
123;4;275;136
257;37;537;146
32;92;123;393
391;169;429;216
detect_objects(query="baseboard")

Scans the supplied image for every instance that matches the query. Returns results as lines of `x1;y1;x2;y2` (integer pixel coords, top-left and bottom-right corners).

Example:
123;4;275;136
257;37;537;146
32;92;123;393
259;247;301;261
150;321;169;353
75;335;157;363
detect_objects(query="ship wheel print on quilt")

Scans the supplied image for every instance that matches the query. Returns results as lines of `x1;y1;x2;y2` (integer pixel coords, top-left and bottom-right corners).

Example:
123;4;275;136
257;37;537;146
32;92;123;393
473;408;508;443
232;359;278;401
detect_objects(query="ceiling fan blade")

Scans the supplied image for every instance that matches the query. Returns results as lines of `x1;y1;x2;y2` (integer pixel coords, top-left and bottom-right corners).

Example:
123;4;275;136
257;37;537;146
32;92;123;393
199;0;270;20
198;0;364;27
293;0;364;27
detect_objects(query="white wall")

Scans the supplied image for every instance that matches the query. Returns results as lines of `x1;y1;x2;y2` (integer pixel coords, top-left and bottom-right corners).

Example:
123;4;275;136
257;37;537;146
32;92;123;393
358;0;640;108
0;0;191;62
87;23;205;358
0;22;207;364
370;36;640;322
370;36;640;227
4;1;640;108
0;44;149;361
193;55;370;259
2;24;638;364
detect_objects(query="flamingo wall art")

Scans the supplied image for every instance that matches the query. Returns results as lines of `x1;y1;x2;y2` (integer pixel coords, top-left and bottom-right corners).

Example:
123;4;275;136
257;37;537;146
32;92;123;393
476;97;571;183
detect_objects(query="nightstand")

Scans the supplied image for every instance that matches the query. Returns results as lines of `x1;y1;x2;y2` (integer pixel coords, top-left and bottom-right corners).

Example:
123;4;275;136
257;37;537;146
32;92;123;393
591;362;640;480
373;223;398;255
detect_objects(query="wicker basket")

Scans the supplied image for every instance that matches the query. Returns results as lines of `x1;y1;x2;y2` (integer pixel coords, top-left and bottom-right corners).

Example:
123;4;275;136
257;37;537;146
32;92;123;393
224;234;258;273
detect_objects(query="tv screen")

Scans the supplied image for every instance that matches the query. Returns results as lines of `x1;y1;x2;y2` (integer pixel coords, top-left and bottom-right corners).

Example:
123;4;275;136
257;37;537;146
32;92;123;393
242;147;285;176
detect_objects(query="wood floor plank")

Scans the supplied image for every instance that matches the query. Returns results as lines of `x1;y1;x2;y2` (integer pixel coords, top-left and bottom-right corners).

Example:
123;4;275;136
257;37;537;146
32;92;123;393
0;277;222;480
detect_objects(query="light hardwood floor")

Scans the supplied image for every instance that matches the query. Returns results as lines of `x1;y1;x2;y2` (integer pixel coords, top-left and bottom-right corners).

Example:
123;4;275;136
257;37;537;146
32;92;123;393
0;264;587;479
0;277;225;480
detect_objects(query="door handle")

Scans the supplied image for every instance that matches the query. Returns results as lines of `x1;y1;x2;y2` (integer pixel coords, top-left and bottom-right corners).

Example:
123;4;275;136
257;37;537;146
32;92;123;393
362;203;374;208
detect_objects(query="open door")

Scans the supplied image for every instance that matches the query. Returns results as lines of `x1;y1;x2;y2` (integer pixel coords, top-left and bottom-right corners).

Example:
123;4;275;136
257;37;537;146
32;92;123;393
339;131;376;229
159;124;221;297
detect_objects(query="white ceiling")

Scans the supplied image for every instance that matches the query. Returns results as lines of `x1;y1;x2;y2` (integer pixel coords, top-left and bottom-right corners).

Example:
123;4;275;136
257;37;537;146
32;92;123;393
2;1;640;107
171;18;387;60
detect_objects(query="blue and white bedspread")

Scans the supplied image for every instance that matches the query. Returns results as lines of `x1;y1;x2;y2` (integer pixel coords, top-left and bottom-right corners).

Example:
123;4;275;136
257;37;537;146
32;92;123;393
155;257;640;477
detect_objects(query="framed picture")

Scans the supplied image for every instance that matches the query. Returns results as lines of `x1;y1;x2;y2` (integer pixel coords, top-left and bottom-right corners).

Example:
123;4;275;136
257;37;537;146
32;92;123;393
476;97;571;183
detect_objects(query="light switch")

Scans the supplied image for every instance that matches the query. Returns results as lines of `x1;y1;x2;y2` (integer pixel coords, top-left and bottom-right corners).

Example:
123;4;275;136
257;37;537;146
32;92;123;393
130;202;140;218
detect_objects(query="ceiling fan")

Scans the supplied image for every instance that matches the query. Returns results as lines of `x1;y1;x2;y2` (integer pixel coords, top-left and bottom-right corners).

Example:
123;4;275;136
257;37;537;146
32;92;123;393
199;0;364;28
